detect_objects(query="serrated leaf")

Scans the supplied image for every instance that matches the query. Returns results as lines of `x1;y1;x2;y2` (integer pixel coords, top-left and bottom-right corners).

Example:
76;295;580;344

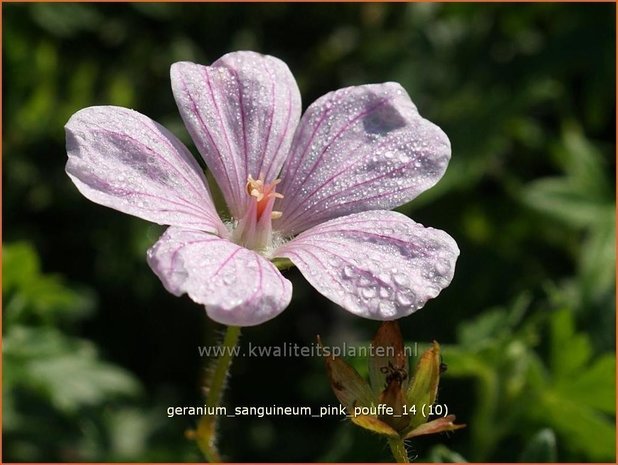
555;126;612;200
5;326;140;414
540;390;615;461
550;309;591;377
28;354;140;412
554;354;615;414
3;242;93;326
457;309;509;348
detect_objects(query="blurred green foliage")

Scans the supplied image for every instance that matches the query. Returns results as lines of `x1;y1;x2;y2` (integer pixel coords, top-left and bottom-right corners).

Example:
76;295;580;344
3;3;615;462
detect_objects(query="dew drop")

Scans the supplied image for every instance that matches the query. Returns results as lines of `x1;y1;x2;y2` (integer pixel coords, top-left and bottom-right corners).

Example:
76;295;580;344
378;301;397;317
343;265;355;279
222;273;236;286
396;290;415;307
361;287;377;299
435;260;450;276
393;273;409;287
379;286;392;299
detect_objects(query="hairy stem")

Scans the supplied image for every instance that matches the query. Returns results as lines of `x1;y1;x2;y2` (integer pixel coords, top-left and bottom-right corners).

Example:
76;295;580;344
388;437;409;463
195;325;241;462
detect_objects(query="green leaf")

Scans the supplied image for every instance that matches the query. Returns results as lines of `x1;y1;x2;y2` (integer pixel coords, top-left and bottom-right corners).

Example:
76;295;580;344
30;3;102;37
427;445;469;463
549;308;591;377
541;308;616;461
3;242;94;327
554;354;615;414
455;295;530;351
519;428;557;462
540;390;615;461
457;309;509;348
554;125;612;200
4;326;140;414
579;217;616;300
3;242;40;293
29;353;140;413
522;178;611;228
106;409;155;460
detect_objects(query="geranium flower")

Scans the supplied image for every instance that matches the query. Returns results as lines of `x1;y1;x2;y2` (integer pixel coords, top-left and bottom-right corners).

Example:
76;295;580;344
65;51;459;327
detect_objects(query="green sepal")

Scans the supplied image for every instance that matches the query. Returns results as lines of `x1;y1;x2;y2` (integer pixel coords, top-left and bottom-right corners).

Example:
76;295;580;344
404;414;465;439
351;415;399;438
369;321;409;396
320;336;376;412
405;341;441;430
272;257;295;271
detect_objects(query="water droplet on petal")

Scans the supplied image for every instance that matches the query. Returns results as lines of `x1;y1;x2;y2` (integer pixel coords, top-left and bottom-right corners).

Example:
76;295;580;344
361;287;377;299
396;290;415;307
378;301;397;317
393;273;409;287
435;260;450;276
379;286;392;299
222;273;236;285
343;265;355;279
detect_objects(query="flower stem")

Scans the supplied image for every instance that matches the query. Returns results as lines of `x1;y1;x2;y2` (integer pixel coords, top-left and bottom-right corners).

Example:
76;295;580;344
388;437;409;463
195;325;241;462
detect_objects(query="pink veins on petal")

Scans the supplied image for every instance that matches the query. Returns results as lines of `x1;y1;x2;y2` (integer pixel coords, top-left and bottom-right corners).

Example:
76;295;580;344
65;50;459;327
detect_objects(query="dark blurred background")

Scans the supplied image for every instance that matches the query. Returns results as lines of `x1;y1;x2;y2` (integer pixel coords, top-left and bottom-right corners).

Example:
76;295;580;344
3;3;616;462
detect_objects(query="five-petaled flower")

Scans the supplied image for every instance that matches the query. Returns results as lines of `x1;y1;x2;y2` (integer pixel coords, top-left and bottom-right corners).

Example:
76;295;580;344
65;51;459;326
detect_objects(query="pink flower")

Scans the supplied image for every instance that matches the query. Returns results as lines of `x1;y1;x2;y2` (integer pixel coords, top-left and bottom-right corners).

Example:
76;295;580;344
66;51;459;327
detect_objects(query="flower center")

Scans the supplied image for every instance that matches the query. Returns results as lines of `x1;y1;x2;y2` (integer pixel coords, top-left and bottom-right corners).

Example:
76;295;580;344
246;174;284;222
232;173;283;251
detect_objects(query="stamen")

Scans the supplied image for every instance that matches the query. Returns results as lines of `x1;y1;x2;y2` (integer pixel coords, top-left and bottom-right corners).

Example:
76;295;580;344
250;188;264;201
234;173;284;251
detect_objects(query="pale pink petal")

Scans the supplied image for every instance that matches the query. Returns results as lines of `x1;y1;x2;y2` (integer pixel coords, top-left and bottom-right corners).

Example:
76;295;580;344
147;227;292;326
65;106;226;236
275;83;450;235
171;52;301;218
274;210;458;320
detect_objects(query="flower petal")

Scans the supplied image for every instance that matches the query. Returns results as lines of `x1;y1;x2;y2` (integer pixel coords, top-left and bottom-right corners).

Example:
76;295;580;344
274;210;458;320
65;106;225;235
147;227;292;326
171;52;302;218
275;83;450;235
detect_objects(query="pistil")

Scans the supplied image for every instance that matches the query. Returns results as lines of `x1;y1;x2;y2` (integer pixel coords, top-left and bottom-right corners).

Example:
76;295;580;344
232;174;283;251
